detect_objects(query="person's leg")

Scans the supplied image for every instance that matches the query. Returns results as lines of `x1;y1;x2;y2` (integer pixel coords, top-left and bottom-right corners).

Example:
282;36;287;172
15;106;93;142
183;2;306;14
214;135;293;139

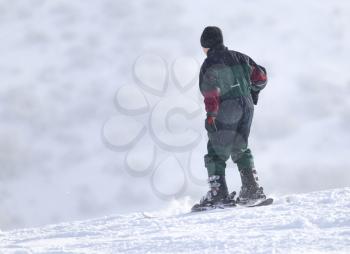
204;139;230;177
199;101;239;206
204;98;242;176
231;96;255;170
233;146;255;171
231;96;265;202
194;135;230;209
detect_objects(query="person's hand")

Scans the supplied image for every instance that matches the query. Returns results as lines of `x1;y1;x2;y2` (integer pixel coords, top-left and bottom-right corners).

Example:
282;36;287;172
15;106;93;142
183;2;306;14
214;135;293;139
205;116;217;132
207;116;216;125
251;90;260;105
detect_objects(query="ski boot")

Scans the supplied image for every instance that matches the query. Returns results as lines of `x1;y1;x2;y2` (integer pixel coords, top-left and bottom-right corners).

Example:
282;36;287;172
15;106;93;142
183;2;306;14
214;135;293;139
236;168;266;205
191;175;236;212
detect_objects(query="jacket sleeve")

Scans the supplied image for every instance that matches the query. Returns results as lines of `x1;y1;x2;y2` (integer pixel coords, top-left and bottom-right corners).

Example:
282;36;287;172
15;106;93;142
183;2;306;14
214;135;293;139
199;64;220;117
247;57;267;92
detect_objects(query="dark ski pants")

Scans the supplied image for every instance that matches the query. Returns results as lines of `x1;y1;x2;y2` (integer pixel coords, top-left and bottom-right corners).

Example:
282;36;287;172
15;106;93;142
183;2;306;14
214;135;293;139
204;96;255;176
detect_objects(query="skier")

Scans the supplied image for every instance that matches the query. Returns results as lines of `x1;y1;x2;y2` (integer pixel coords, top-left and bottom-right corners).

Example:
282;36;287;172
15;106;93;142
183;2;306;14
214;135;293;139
192;26;268;211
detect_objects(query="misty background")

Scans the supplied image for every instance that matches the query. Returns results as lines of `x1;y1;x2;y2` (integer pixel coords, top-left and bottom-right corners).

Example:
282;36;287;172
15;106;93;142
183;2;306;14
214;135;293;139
0;0;349;230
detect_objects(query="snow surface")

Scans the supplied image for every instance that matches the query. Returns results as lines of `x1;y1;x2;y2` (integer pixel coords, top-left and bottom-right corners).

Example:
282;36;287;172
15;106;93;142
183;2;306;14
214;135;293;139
0;0;350;231
1;188;350;254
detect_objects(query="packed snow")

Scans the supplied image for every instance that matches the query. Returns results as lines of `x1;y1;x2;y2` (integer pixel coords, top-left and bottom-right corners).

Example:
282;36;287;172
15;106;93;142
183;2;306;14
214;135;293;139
1;188;350;253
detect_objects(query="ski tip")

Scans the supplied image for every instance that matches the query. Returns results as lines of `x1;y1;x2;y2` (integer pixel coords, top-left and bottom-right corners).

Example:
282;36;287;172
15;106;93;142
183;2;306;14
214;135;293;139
191;204;211;213
256;198;273;206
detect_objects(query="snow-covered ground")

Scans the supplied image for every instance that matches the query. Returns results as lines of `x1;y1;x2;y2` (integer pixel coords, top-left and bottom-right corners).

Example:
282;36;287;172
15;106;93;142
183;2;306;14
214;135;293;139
0;0;350;231
1;187;350;254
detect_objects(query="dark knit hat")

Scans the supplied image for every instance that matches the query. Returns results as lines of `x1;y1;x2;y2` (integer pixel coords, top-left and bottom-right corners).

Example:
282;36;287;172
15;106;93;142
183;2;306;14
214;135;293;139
200;26;223;48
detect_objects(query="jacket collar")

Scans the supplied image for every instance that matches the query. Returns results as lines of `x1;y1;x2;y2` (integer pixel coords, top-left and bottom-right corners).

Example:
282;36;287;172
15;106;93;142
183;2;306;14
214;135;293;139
207;44;227;57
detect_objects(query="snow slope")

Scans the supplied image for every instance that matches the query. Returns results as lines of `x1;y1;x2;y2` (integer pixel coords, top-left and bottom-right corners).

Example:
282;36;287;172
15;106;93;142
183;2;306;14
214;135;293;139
1;188;350;254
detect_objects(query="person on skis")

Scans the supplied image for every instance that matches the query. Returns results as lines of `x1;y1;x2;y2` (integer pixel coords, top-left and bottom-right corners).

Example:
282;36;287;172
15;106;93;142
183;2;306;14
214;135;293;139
192;26;268;211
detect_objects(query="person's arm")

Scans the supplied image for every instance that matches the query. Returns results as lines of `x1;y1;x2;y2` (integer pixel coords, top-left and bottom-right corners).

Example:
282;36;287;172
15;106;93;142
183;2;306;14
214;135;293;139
247;57;267;104
199;64;220;129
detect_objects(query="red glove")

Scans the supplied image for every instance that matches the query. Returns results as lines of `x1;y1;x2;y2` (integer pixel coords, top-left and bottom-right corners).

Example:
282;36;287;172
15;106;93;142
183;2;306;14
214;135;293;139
207;116;216;125
206;116;217;132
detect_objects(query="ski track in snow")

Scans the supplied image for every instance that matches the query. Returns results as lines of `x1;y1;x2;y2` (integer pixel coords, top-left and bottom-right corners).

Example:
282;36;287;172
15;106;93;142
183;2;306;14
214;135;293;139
1;188;350;254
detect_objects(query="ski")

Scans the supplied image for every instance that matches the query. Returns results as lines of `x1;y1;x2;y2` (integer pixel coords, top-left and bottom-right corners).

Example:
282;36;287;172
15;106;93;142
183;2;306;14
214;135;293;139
191;202;236;213
237;198;274;208
191;198;273;212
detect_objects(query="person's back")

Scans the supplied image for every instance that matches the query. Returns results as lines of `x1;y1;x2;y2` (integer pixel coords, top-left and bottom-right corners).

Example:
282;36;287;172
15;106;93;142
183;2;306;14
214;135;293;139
200;44;266;104
192;26;268;212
